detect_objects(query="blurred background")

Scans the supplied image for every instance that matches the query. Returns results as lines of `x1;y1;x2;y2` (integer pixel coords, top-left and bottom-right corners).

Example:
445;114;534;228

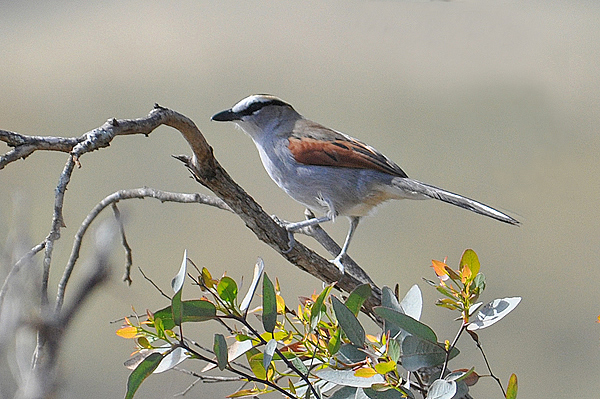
1;0;599;398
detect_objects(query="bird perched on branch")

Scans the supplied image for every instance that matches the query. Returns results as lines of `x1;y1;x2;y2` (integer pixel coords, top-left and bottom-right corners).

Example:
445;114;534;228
212;94;518;273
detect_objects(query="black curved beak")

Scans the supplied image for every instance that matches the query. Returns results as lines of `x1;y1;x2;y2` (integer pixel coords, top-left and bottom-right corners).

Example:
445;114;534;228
211;109;238;122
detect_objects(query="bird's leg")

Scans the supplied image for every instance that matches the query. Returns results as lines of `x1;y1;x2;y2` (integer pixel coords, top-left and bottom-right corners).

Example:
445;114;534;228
272;214;333;254
331;216;361;274
284;215;332;231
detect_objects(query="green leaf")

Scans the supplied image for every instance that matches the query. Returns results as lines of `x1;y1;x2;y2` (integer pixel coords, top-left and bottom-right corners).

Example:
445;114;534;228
153;317;166;340
181;300;217;321
380;286;402;339
262;272;277;333
240;258;264;313
435;286;457;300
288;379;297;395
335;344;368;364
332;296;365;347
473;273;486;291
154;300;216;330
247;350;266;379
327;328;342;355
506;373;518;399
125;352;163;399
310;283;334;330
171;289;183;326
374;307;437;343
214;333;228;370
387;338;400;363
401;336;459;371
290;355;308;375
381;286;401;311
345;284;371;316
217;276;238;305
460;249;480;278
171;250;188;293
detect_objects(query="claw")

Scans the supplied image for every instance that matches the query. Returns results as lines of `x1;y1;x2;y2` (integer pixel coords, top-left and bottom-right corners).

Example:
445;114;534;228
283;231;295;254
271;214;288;228
272;215;296;253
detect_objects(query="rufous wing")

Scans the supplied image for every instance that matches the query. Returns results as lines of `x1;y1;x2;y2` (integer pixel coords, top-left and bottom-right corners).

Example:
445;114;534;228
288;125;408;178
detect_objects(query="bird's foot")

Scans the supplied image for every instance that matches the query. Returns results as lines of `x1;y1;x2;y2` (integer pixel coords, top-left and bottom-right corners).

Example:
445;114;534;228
329;254;346;274
271;215;296;253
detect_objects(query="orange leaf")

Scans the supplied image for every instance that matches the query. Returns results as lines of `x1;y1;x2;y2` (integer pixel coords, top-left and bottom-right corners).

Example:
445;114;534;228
432;260;449;279
461;264;472;282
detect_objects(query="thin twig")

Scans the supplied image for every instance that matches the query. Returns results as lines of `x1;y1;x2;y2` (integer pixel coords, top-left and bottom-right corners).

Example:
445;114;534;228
111;204;134;285
440;322;467;377
470;331;507;397
172;368;244;397
178;343;300;399
137;265;171;301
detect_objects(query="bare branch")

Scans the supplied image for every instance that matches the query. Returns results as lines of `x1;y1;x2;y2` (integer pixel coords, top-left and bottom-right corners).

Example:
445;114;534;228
41;156;75;309
54;187;231;313
0;242;45;313
21;223;114;399
0;130;80;169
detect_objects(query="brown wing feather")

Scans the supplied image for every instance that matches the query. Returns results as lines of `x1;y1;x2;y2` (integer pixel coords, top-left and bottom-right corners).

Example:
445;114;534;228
288;120;408;178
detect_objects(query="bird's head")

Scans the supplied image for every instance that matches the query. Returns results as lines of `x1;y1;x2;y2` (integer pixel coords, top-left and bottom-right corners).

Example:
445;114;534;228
211;94;300;139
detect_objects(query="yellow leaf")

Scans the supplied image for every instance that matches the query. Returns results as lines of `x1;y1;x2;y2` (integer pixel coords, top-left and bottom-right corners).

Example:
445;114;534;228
276;294;285;314
366;334;379;343
506;373;518;399
116;326;140;339
226;388;260;398
374;360;396;374
354;367;377;378
137;336;152;349
201;267;215;289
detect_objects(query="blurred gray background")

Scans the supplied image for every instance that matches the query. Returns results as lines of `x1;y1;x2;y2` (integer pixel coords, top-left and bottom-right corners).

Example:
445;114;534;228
1;0;599;398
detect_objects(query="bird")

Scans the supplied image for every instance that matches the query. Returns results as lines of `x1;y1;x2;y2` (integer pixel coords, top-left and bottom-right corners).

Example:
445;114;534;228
211;94;519;273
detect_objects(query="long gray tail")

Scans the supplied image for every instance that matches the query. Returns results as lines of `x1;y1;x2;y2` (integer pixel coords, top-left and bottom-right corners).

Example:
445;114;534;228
392;178;519;225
